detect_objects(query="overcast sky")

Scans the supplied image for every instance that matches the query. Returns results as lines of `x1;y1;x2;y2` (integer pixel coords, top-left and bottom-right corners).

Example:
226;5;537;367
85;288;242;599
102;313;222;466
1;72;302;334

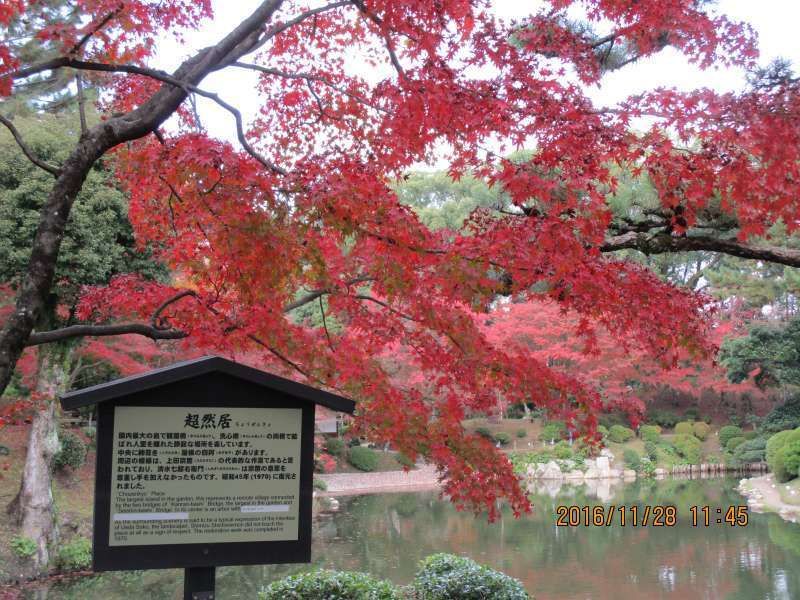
156;1;800;157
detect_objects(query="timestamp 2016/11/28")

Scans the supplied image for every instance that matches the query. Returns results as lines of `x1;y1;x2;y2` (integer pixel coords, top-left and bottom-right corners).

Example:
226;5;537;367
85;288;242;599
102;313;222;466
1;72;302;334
555;505;749;527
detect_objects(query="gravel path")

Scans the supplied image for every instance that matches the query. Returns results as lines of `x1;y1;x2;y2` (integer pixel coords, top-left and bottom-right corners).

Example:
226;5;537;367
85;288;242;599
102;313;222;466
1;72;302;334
318;464;440;496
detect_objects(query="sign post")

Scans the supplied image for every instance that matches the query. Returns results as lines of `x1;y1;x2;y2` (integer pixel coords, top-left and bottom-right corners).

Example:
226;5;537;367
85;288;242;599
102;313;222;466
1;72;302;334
60;356;355;599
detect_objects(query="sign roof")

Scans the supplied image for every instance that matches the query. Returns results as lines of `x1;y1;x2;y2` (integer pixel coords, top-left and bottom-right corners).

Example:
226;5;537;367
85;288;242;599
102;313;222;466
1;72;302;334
60;355;355;414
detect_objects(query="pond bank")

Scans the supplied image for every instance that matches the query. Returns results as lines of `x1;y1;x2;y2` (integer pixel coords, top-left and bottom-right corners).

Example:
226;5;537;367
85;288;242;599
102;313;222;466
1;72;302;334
317;464;440;496
739;474;800;523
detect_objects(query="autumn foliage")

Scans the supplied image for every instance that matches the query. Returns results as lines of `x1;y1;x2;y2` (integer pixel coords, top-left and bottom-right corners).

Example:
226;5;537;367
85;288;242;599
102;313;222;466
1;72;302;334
1;1;798;517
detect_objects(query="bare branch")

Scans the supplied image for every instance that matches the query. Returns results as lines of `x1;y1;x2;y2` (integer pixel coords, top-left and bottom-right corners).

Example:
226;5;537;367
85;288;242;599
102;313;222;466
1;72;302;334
25;323;187;346
319;296;335;351
13;57;289;175
68;6;124;56
151;290;197;330
0;115;62;176
75;72;88;135
601;232;800;268
232;62;389;114
349;0;406;79
283;276;375;312
256;1;351;47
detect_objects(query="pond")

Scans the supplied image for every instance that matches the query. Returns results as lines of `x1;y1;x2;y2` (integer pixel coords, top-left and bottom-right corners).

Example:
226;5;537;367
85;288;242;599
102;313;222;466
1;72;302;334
16;477;800;599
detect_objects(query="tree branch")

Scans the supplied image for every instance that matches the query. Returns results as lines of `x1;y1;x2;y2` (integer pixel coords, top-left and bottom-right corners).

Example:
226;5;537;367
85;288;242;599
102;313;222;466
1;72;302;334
601;232;800;268
25;324;187;346
0;115;62;176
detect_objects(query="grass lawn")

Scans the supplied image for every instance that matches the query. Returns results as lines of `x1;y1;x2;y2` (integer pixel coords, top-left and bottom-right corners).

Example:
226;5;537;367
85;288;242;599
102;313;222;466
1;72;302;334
777;478;800;506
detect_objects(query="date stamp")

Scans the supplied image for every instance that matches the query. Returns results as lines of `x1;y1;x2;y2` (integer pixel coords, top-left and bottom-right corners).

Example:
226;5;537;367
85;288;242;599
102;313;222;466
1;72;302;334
555;505;749;527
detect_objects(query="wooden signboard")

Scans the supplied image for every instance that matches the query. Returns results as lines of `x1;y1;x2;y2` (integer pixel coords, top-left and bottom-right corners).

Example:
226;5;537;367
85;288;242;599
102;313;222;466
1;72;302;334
60;356;355;600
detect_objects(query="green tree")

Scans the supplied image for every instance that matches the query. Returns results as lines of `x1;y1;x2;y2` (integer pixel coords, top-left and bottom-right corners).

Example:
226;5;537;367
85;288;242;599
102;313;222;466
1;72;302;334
719;319;800;389
1;109;162;575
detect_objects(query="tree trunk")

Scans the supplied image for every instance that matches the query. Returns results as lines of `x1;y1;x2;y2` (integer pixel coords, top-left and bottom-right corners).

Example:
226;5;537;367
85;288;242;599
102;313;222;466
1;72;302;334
7;352;68;576
0;0;286;398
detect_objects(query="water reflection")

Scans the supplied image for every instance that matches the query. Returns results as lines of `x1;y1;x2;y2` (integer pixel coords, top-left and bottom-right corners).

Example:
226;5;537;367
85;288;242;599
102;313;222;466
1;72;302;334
18;478;800;600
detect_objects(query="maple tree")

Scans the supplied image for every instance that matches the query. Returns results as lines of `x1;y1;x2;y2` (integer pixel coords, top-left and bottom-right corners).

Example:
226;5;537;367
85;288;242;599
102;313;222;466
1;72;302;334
0;0;799;521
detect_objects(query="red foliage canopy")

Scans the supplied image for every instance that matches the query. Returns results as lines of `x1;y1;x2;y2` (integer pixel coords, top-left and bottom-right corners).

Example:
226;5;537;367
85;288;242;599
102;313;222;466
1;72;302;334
1;0;797;517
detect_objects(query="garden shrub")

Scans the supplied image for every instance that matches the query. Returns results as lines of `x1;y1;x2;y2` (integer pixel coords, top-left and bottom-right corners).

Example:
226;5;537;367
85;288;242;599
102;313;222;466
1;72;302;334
673;434;702;464
692;421;711;441
516;429;527;439
766;429;800;465
553;441;572;459
733;437;767;464
745;431;759;440
56;538;92;571
781;440;800;480
10;536;37;559
719;425;744;448
509;451;554;475
54;431;87;472
313;478;328;491
640;425;661;443
475;426;493;440
539;421;566;442
644;440;659;461
647;410;679;429
396;453;416;468
761;396;800;434
674;421;694;436
259;570;400;600
725;436;746;453
608;425;634;444
412;553;530;600
325;437;346;457
494;432;511;447
623;449;641;470
768;429;800;482
684;407;700;421
348;447;380;472
597;425;609;441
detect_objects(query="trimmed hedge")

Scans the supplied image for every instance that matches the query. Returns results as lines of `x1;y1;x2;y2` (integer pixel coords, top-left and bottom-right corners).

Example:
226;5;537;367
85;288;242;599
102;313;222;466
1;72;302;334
348;446;380;472
640;425;661;443
608;425;634;444
644;440;658;461
673;434;702;464
781;440;800;480
648;410;679;429
692;421;711;441
325;438;346;457
259;570;400;600
539;421;566;442
553;441;572;459
719;425;744;448
674;421;694;436
494;432;511;447
623;449;641;470
597;425;609;441
767;428;800;482
412;553;530;600
475;427;493;440
258;556;530;600
733;437;767;465
725;436;746;453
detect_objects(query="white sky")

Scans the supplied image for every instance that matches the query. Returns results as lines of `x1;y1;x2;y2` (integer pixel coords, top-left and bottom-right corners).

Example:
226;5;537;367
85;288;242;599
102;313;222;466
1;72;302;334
155;1;800;159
